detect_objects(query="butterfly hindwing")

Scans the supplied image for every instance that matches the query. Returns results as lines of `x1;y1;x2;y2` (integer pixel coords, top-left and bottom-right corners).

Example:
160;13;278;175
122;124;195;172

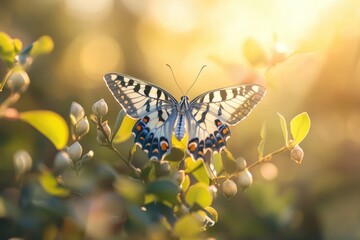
104;73;178;161
187;84;266;160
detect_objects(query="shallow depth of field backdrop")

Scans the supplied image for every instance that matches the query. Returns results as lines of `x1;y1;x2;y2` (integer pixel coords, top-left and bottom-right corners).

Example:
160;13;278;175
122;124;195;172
1;0;360;239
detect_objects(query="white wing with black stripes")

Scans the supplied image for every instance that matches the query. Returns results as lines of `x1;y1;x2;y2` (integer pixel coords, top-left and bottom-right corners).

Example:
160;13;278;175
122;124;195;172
104;73;178;160
186;85;266;160
104;72;266;162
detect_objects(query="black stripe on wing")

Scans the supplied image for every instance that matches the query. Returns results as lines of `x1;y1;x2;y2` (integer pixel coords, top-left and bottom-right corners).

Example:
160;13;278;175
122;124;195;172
103;73;177;119
186;84;266;160
189;84;266;125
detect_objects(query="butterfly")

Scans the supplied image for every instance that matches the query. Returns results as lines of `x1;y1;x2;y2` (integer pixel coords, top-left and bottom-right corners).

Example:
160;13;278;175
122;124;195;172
104;72;266;161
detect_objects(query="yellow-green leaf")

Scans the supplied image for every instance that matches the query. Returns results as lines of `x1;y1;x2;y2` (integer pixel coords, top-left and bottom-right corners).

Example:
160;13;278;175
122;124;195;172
184;157;210;185
185;183;213;208
174;214;202;238
0;32;16;66
39;171;70;197
204;206;218;223
213;152;223;174
290;112;311;145
172;133;187;151
30;35;54;57
112;115;136;143
181;174;190;192
20;110;69;150
13;38;23;53
277;112;288;145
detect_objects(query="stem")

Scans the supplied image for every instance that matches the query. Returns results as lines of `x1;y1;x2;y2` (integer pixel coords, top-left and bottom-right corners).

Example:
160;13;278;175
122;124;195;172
0;93;20;117
97;120;140;178
247;146;288;170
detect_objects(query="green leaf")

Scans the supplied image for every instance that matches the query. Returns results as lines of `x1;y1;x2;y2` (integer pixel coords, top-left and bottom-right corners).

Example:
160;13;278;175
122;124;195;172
20;110;69;150
242;37;267;66
257;122;266;157
172;133;187;151
112;115;136;143
277;113;288;145
290;112;311;145
221;149;237;174
29;35;54;57
114;175;145;205
174;214;202;238
185;183;213;208
204;206;218;223
0;32;16;66
184;157;210;185
164;146;184;162
213;153;224;174
39;171;70;197
180;174;190;192
111;110;125;142
146;179;180;206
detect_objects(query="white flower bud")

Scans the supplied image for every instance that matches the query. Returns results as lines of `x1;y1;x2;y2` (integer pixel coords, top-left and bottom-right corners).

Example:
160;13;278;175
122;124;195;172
67;141;83;161
70;102;85;125
237;168;253;191
235;157;247;172
6;69;30;94
13;150;32;177
53;151;72;175
222;179;237;199
291;145;304;164
75;117;90;138
92;99;108;118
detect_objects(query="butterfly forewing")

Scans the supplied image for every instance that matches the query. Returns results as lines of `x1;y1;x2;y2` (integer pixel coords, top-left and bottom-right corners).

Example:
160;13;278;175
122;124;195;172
104;73;177;118
104;73;178;160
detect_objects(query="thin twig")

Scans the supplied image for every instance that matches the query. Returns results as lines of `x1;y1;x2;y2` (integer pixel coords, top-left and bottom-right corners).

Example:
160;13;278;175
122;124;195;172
0;93;20;117
97;120;140;177
247;146;288;170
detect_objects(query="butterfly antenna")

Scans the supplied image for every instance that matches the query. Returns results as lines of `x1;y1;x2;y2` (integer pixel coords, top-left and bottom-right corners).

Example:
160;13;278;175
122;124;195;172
166;64;184;96
185;65;207;96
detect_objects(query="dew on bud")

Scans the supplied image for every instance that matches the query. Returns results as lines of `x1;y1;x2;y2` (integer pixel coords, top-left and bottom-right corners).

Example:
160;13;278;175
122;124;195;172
291;145;304;164
53;151;73;175
6;69;30;94
13;150;32;177
237;168;253;191
67;141;83;161
70;102;85;125
92;99;108;118
75;117;90;138
222;179;237;199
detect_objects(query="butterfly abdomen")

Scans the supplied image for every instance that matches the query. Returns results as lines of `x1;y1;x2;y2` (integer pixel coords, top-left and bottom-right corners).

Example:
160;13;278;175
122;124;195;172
174;115;186;141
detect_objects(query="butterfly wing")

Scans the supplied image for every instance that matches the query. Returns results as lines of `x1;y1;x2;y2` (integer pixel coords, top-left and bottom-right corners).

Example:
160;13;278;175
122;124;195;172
187;84;266;160
104;73;178;161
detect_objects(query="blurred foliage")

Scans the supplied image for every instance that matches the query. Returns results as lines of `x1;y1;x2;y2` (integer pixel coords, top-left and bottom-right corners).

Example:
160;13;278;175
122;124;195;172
1;0;360;239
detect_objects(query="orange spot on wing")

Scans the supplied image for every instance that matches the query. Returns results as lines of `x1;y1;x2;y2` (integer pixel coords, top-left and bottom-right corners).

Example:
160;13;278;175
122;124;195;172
136;125;142;131
188;142;197;152
222;128;228;135
161;142;168;151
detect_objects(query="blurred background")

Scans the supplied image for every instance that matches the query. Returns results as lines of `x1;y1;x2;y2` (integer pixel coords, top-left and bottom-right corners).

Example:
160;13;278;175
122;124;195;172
1;0;360;239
